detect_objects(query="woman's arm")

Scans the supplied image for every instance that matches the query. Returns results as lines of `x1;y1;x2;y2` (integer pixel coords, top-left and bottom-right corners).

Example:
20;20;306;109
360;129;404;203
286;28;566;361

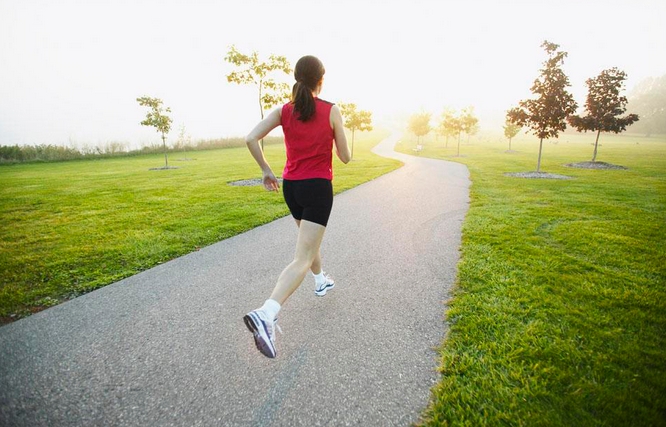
330;105;351;164
245;108;282;192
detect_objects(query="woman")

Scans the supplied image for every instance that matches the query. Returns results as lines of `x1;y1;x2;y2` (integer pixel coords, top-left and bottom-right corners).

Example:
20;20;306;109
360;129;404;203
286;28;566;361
243;55;351;358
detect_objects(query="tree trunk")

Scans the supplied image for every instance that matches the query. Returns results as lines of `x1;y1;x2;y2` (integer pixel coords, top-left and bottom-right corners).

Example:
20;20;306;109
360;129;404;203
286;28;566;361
536;138;544;172
162;133;168;168
592;129;601;162
445;135;449;148
509;137;512;151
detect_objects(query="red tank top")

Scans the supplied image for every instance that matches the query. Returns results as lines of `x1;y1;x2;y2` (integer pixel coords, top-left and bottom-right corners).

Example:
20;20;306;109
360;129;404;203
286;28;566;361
281;98;335;180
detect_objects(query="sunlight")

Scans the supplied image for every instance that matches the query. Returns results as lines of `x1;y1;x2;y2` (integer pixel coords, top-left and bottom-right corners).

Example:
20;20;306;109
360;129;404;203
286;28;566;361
0;0;664;146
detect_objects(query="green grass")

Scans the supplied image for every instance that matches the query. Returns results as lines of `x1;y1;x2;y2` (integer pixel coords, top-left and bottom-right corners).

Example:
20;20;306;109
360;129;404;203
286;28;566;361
396;132;666;426
0;130;401;322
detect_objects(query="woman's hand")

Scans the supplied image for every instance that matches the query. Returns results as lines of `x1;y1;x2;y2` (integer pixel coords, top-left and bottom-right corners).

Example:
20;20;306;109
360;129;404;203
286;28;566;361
262;170;280;192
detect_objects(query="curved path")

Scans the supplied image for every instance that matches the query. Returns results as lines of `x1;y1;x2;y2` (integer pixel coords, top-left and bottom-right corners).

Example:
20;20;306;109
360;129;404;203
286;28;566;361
0;133;470;426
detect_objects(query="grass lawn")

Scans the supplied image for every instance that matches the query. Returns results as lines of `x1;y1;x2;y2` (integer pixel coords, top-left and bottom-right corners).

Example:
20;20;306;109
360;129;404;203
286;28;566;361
0;130;400;322
396;132;666;426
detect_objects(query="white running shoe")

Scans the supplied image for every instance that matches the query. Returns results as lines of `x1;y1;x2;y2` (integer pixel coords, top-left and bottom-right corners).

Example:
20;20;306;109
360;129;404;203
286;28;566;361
314;274;335;297
243;309;280;358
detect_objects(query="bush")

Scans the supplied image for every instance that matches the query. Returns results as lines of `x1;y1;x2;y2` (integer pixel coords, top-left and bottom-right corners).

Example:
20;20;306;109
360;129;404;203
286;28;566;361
0;136;284;165
0;144;84;164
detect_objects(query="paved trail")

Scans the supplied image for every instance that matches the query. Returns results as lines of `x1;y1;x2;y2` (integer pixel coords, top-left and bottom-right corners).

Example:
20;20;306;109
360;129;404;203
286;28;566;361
0;133;470;426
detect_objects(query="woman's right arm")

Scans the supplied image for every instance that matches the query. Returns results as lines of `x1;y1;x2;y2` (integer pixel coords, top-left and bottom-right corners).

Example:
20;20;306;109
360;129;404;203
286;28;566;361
330;105;351;164
245;108;282;192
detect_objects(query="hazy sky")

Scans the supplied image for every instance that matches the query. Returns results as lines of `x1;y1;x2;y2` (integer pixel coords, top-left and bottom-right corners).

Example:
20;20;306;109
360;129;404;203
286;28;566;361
1;0;665;147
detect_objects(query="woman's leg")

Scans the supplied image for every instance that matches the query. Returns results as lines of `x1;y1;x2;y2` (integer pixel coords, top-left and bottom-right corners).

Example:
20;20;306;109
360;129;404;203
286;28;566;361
270;220;326;305
295;219;322;275
310;251;323;275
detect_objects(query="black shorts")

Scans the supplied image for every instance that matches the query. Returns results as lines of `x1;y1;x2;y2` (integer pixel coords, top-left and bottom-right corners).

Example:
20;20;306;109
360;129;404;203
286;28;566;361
282;178;334;227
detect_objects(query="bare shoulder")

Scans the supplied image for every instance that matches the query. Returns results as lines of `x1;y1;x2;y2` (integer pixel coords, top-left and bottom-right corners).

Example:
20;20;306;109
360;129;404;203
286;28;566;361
267;106;282;123
329;104;343;128
329;103;342;117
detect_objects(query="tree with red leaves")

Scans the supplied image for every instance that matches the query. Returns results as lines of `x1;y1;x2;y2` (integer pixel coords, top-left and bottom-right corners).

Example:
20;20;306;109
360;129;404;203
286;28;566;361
568;68;639;162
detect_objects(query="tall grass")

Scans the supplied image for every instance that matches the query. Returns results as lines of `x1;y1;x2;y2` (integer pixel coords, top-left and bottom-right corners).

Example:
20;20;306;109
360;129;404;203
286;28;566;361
0;136;284;164
396;132;666;426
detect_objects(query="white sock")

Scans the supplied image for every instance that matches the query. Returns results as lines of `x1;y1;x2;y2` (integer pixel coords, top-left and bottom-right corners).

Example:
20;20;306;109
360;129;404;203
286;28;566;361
260;299;281;320
313;271;326;285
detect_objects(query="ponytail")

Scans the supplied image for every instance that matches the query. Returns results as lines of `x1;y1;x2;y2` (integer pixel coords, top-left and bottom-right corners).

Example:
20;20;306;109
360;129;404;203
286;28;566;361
292;81;316;122
291;55;325;122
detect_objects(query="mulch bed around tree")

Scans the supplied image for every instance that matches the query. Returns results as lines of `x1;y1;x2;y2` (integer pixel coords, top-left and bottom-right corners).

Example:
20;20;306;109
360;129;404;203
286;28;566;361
504;172;573;180
564;161;628;170
505;161;628;179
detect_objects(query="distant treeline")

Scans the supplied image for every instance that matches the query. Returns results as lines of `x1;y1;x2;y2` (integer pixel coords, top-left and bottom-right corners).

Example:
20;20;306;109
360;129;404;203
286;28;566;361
628;74;666;136
0;136;283;165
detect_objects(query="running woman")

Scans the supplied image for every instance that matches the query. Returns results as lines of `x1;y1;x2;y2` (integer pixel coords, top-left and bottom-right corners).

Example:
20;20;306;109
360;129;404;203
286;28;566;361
243;55;351;358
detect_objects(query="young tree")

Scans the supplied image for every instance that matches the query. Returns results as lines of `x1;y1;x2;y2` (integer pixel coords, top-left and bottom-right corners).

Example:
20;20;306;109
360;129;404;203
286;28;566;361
225;45;292;149
461;106;479;145
438;108;459;148
339;103;373;159
175;124;193;157
568;68;639;161
137;96;173;169
507;41;577;172
408;111;432;146
439;109;465;157
503;118;521;151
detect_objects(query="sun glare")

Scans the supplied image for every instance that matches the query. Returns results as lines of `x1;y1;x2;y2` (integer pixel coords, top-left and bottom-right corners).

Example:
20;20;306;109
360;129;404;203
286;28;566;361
0;0;664;146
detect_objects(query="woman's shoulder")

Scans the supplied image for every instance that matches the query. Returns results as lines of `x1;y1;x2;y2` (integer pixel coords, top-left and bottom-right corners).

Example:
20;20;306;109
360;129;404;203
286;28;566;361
316;98;335;106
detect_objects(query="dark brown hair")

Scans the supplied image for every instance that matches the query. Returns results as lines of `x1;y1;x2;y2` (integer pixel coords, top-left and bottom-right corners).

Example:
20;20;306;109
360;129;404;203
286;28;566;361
292;55;325;122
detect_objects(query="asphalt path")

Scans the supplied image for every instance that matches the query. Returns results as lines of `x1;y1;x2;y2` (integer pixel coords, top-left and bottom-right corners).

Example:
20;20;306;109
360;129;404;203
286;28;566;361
0;132;470;426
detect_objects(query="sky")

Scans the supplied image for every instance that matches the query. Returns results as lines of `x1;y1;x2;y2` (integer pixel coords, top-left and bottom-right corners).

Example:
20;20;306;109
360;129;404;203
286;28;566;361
1;0;665;148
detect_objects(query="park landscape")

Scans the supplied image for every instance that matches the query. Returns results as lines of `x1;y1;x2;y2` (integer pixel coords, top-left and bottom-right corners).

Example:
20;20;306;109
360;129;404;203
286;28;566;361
1;8;666;425
2;124;665;425
395;130;666;425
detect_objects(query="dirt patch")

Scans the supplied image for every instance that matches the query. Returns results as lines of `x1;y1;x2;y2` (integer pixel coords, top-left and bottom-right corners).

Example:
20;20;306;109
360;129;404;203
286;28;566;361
504;172;573;180
564;161;628;170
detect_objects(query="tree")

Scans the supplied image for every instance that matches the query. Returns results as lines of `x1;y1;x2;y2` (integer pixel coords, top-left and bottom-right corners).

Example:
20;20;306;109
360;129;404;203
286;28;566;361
137;96;173;169
568;68;639;162
408;111;431;146
439;109;465;156
507;41;577;172
503;118;521;151
438;108;459;148
174;124;193;158
627;75;665;136
437;108;465;155
461;106;479;145
225;45;292;149
339;103;373;159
